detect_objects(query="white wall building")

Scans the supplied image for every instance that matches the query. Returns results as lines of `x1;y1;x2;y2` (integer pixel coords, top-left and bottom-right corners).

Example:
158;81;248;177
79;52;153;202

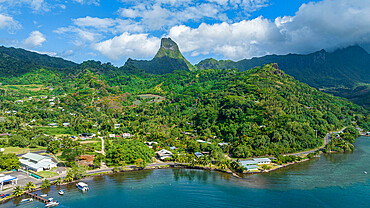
19;153;57;172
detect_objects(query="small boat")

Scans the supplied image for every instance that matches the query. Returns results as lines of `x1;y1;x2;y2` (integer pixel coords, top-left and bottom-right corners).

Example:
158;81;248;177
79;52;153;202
45;199;59;207
76;182;89;192
58;190;64;195
21;198;33;202
364;171;368;174
40;194;47;197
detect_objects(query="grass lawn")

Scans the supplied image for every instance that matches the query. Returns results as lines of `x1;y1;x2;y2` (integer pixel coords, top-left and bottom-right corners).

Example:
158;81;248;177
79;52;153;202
3;146;47;154
37;171;59;178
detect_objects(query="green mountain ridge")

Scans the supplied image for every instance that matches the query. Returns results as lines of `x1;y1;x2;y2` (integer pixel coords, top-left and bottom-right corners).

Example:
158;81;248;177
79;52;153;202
196;45;370;109
0;46;77;78
122;38;197;74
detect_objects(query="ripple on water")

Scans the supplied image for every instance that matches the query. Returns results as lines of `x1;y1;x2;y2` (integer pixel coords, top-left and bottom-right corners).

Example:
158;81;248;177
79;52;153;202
2;137;369;208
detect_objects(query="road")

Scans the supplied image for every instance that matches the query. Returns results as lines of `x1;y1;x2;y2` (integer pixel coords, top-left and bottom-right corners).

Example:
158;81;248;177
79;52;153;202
286;127;347;156
94;136;105;156
86;162;176;175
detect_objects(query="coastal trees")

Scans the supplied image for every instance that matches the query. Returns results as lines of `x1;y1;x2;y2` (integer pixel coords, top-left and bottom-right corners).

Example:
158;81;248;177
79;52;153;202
12;186;23;196
323;137;354;153
64;172;74;182
24;181;36;191
71;164;87;180
106;140;154;166
54;177;62;185
134;158;146;169
41;179;51;189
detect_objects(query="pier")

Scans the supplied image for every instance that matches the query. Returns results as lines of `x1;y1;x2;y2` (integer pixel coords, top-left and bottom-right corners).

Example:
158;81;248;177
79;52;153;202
24;192;48;203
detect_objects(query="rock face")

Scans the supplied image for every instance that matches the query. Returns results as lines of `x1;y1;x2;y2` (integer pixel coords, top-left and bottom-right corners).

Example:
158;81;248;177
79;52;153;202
122;38;197;74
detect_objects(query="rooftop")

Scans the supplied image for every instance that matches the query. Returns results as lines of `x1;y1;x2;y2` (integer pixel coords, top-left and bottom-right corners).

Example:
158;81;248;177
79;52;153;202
0;175;17;183
22;152;50;162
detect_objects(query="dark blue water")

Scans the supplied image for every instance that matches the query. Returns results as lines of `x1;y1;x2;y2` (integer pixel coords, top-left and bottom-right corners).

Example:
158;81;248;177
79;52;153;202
5;137;370;208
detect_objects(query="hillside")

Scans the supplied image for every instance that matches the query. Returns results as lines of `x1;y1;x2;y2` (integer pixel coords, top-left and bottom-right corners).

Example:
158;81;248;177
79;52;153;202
122;38;197;74
0;46;77;78
196;46;370;109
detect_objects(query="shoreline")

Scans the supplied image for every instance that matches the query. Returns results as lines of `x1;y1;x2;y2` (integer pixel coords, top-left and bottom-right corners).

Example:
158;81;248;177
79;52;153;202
0;157;315;204
1;131;364;204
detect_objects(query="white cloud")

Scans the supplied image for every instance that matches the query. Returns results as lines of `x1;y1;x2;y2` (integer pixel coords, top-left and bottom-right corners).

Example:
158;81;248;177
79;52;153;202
168;17;281;59
23;31;46;48
118;2;227;31
0;13;21;33
93;33;160;60
73;0;100;6
167;0;370;60
73;16;116;29
0;0;50;12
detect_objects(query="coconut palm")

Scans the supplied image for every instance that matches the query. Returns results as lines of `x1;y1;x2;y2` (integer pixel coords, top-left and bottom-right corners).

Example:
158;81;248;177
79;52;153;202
54;177;62;185
12;186;24;197
64;172;74;182
41;179;51;189
24;181;36;191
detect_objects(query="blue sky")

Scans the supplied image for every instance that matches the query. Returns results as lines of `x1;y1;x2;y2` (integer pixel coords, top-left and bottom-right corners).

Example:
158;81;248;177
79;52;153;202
0;0;369;66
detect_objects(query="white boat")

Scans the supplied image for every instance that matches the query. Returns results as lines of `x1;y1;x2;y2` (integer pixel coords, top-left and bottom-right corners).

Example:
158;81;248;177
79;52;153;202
364;171;368;174
40;194;47;197
45;201;59;207
76;182;89;191
58;190;64;195
21;198;33;202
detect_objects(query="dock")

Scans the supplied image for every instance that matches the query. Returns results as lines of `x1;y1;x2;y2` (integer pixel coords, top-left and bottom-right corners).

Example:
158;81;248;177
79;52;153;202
24;192;48;203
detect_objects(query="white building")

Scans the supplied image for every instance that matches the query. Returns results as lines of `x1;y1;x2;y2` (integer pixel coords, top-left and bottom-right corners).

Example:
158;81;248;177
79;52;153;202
19;153;57;172
157;149;173;160
0;174;18;190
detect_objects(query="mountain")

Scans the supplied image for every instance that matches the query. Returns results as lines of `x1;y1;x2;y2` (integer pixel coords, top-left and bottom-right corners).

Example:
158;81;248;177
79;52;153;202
196;46;370;109
0;46;77;78
122;38;197;74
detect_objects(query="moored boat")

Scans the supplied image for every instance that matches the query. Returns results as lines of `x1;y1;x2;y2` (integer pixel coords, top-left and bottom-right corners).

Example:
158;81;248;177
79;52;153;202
76;182;89;191
45;198;59;207
58;190;64;195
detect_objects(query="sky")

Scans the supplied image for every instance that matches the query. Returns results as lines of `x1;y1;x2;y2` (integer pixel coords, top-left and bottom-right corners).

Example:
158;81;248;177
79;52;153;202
0;0;369;66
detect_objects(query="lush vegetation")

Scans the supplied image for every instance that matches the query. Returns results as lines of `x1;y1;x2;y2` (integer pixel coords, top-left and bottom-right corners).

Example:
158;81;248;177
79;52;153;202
125;38;197;74
197;46;370;110
0;152;20;170
0;42;367;175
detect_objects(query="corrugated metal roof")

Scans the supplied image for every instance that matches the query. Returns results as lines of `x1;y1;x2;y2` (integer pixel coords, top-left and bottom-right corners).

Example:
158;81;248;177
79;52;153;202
22;153;49;162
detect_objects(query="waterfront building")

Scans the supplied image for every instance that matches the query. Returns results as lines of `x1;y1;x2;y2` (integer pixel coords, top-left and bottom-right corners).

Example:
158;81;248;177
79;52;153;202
0;174;18;191
19;153;57;172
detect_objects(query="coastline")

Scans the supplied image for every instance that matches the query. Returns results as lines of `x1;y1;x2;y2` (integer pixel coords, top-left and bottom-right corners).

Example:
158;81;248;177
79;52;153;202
1;129;364;204
0;157;315;204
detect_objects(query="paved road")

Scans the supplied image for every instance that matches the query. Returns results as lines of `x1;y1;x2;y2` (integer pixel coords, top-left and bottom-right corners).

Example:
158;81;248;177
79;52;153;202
286;127;347;156
86;162;176;175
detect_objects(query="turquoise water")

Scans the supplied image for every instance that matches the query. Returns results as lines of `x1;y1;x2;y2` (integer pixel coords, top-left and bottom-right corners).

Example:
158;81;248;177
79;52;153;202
4;137;370;208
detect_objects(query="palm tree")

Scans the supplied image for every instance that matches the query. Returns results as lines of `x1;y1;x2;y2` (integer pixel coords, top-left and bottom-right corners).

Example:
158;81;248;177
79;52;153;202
54;177;62;185
24;181;36;191
41;179;51;189
12;186;24;197
64;172;74;182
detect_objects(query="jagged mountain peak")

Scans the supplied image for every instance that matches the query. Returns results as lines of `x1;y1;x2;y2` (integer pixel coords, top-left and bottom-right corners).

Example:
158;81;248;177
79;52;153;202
123;37;197;74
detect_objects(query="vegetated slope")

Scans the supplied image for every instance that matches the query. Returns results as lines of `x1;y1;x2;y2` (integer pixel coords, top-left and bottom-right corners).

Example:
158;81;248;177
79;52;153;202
196;46;370;109
0;46;77;76
1;62;368;158
121;38;197;74
103;63;367;156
